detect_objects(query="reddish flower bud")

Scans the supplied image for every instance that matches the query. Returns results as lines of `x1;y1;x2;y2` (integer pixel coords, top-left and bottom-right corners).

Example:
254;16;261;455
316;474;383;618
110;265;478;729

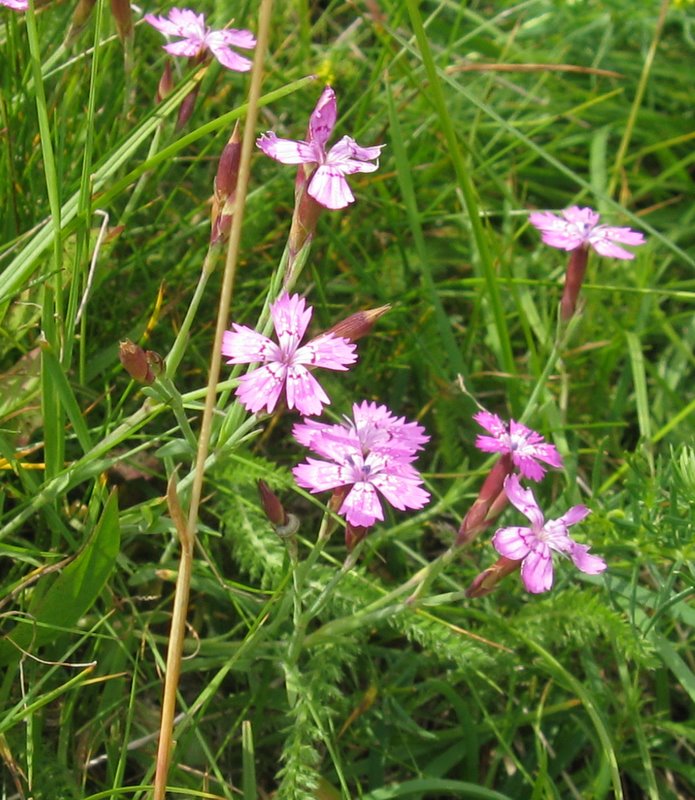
345;524;370;551
119;339;163;385
328;485;351;516
325;305;391;343
211;122;242;246
156;61;174;104
67;0;96;43
456;454;513;546
110;0;133;44
465;556;520;598
258;479;288;527
287;187;323;267
560;245;589;321
215;121;242;200
176;85;201;130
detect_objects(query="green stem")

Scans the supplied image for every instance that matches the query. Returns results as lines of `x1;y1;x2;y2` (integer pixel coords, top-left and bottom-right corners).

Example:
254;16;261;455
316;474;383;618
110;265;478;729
165;248;220;381
302;545;457;649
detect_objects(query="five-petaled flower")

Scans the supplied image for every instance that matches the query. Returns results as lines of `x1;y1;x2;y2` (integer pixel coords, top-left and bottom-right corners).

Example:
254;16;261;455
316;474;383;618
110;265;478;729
257;86;384;210
492;475;606;594
222;292;357;416
0;0;28;10
474;411;563;482
529;206;645;260
292;402;430;528
144;8;256;71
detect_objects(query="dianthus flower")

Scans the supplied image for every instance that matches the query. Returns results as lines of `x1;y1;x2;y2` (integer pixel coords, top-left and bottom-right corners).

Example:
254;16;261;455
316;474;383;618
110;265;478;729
222;293;357;417
529;206;645;260
293;401;428;463
492;475;606;594
257;86;384;210
1;0;28;9
474;411;563;482
144;8;256;71
292;403;430;528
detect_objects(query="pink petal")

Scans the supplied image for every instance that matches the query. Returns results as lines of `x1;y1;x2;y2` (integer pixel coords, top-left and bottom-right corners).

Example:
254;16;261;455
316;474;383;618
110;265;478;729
504;475;545;529
528;210;568;231
167;8;206;32
539;519;575;553
1;0;29;9
474;434;508;455
256;133;319;165
473;410;507;438
370;472;430;512
285;366;331;416
520;547;554;593
294;334;357;370
557;504;591;528
222;325;278;363
595;225;645;246
270;292;313;342
308;86;337;148
163;40;203;58
513;453;547;482
326;136;383;172
212;28;257;49
308;166;355;209
531;442;564;469
562;206;600;226
208;39;253;71
144;12;188;37
292;420;361;462
293;458;349;492
340;482;384;527
492;526;532;561
588;237;637;260
235;363;286;413
569;543;607;575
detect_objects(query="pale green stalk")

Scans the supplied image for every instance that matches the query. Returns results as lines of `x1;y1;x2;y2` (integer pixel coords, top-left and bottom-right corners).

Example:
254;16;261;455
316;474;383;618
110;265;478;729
165;247;221;381
152;3;274;797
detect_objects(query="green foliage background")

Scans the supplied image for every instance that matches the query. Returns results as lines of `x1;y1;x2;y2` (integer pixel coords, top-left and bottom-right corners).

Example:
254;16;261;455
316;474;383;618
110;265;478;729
0;1;693;798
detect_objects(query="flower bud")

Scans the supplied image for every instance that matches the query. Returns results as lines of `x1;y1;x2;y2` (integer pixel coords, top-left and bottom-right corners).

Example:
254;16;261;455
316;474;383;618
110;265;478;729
287;188;323;266
465;556;520;598
156;61;174;104
345;524;370;551
215;122;242;201
560;245;589;322
110;0;133;44
176;86;200;130
210;122;242;246
456;454;512;546
66;0;96;43
325;305;391;343
119;339;163;385
258;480;288;527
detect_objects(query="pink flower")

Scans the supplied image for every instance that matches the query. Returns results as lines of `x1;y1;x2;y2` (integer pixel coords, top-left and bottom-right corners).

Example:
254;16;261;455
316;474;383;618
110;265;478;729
144;8;256;71
492;475;606;593
1;0;28;9
222;293;357;416
529;206;645;260
474;411;563;482
256;86;384;210
292;403;430;527
293;401;429;463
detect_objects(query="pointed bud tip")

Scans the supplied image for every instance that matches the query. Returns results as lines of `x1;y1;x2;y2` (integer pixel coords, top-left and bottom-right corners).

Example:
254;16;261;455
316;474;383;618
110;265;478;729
325;304;391;342
258;480;289;527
